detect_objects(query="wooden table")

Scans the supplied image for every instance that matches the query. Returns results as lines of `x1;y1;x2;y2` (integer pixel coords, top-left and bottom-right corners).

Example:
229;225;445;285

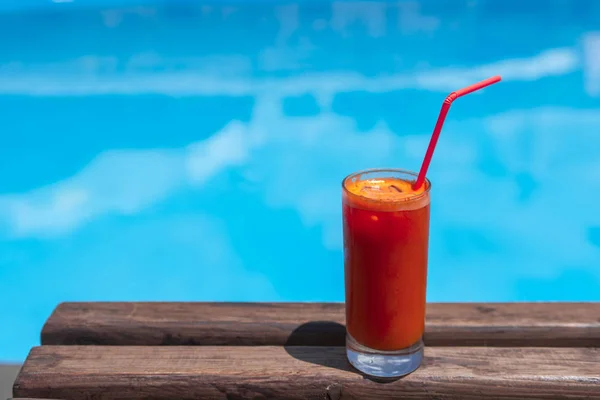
12;302;600;399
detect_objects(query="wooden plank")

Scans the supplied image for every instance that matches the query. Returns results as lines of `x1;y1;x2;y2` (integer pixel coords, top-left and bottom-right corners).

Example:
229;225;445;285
41;302;600;347
14;345;600;400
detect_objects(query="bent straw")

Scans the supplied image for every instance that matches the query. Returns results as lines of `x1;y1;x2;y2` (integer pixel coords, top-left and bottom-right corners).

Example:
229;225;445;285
412;75;502;190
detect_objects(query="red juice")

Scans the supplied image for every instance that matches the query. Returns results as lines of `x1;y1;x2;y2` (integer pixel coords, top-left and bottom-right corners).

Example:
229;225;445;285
343;169;431;352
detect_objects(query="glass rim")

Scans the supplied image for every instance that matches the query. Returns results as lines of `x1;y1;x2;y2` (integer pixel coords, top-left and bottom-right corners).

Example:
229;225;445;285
342;168;432;203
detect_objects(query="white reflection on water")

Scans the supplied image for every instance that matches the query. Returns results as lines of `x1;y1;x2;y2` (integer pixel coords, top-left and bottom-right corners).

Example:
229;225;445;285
0;48;579;96
583;32;600;97
0;123;249;237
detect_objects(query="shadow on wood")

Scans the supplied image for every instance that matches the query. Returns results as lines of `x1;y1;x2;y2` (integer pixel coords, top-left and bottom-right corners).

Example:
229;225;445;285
283;321;402;383
284;321;354;374
283;320;346;346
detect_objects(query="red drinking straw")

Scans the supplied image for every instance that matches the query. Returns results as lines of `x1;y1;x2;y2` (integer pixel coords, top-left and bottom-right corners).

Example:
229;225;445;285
412;75;502;190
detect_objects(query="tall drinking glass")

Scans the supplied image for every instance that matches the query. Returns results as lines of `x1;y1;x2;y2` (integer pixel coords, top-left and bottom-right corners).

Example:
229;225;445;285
342;168;431;378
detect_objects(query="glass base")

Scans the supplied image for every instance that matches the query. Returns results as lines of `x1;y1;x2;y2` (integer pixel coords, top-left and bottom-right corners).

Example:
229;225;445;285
346;334;423;379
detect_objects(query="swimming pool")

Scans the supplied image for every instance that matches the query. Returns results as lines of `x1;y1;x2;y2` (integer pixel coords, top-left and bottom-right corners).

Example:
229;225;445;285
1;0;599;362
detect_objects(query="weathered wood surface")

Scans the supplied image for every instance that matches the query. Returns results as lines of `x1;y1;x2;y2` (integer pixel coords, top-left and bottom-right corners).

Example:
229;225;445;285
42;302;600;347
14;345;600;400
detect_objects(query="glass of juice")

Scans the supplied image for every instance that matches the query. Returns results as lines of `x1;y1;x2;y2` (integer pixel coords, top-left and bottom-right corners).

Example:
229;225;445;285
342;168;431;378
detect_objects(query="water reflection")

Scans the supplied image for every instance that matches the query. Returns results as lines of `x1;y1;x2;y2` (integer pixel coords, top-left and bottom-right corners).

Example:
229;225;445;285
1;0;600;361
583;32;600;97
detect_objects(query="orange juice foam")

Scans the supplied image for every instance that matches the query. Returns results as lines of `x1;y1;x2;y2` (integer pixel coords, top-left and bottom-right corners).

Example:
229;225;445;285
343;176;429;211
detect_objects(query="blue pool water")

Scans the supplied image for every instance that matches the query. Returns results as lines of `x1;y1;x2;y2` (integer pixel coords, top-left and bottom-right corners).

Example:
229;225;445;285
1;0;600;362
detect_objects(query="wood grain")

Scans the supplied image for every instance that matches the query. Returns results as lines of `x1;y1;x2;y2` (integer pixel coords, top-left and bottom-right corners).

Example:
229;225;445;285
41;302;600;347
14;345;600;400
